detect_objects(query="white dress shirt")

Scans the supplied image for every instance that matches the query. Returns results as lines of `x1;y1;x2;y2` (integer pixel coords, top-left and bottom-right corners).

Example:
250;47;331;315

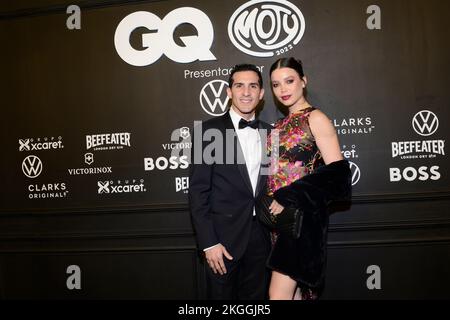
229;107;262;197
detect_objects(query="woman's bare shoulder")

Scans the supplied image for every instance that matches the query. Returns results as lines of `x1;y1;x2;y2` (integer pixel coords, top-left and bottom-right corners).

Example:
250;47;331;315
308;108;332;125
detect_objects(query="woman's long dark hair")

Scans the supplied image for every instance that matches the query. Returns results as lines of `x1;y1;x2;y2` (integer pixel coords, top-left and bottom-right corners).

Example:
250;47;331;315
269;57;305;78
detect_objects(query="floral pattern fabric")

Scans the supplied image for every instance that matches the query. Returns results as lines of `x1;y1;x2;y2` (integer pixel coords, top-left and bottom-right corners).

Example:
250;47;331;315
267;107;323;196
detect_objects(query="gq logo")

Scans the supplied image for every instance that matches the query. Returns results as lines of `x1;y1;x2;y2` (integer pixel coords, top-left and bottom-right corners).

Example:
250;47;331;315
228;0;305;57
114;8;216;66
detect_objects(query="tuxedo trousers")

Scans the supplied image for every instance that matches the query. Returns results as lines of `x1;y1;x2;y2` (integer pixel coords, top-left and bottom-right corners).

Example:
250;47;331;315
205;218;271;300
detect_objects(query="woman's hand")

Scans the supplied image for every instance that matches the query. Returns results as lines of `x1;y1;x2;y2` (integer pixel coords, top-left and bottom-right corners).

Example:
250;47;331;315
270;199;284;215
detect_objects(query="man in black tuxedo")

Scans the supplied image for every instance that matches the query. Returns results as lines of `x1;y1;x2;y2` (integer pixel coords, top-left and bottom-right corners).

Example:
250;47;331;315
189;64;272;299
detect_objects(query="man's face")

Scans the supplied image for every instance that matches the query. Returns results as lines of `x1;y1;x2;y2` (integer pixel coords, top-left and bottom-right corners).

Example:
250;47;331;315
227;70;264;120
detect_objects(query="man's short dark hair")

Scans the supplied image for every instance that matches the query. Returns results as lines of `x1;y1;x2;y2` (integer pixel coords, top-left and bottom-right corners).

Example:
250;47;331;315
228;64;263;88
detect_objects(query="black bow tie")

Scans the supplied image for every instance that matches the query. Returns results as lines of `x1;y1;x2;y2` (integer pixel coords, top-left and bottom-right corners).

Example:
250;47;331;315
239;118;259;129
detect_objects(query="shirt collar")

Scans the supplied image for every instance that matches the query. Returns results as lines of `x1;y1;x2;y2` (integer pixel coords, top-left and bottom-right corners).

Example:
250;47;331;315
229;107;256;130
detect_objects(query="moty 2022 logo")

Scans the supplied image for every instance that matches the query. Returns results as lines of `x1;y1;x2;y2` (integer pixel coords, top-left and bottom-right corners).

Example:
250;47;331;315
228;0;305;57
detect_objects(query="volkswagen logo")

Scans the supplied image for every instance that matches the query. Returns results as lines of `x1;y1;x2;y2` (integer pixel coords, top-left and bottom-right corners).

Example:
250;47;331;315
22;155;43;178
349;161;361;186
412;110;439;136
200;79;230;116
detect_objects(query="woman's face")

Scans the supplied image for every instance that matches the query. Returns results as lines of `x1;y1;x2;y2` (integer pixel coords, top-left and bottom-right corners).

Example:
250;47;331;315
270;67;306;108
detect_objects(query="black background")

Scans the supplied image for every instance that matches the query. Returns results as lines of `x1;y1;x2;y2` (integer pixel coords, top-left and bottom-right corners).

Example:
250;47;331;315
0;0;449;299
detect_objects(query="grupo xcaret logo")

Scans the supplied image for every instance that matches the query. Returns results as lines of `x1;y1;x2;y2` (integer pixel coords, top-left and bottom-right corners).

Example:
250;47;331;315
97;179;146;194
228;0;305;57
19;136;64;152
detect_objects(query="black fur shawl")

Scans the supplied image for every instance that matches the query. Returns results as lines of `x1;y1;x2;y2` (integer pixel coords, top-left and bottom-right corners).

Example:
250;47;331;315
272;159;352;288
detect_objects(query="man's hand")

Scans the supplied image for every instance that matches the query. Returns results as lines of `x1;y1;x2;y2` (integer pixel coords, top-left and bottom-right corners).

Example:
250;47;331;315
205;244;233;275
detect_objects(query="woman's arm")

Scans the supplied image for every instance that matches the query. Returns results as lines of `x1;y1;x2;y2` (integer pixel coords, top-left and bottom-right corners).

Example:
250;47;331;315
308;109;343;165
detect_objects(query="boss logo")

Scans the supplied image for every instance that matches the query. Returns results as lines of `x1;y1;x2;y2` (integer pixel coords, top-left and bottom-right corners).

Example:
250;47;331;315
144;156;189;171
228;0;305;57
389;166;440;182
114;8;216;66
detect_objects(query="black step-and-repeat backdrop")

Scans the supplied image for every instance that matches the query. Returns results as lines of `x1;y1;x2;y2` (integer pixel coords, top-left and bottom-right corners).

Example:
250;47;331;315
1;0;449;212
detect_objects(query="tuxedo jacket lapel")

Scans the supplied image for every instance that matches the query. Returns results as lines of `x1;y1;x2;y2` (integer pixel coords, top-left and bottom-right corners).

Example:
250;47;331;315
255;122;270;197
222;112;254;196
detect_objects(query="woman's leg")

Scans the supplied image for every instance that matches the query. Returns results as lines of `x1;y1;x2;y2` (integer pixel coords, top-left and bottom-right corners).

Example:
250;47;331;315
268;271;297;300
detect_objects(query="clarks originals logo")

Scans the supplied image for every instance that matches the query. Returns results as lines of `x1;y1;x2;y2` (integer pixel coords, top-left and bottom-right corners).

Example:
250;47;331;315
115;8;216;66
228;0;305;57
333;116;375;135
27;182;69;199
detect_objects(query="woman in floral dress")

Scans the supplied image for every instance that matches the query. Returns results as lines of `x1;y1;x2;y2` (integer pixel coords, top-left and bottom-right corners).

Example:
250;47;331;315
265;57;349;300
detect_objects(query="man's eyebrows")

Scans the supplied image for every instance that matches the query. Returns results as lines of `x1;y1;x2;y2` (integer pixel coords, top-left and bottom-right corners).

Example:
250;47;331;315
233;82;259;86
